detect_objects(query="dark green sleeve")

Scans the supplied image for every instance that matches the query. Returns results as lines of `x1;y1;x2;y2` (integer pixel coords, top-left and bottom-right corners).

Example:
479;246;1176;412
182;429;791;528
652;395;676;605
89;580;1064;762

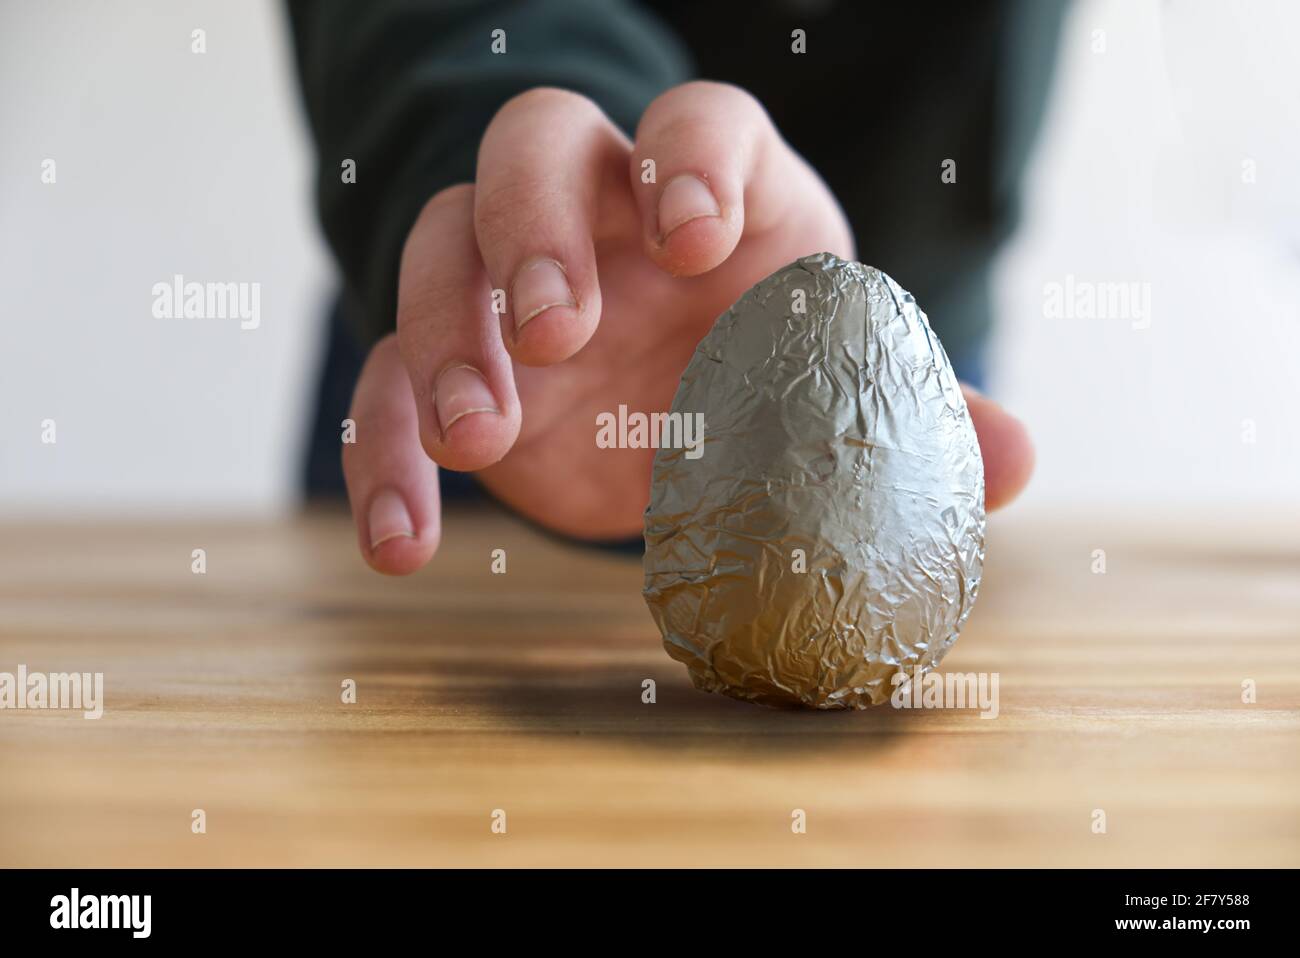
285;0;690;344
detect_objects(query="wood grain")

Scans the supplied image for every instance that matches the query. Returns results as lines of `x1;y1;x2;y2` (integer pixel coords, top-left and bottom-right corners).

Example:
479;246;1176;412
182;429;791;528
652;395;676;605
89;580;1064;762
1;503;1297;867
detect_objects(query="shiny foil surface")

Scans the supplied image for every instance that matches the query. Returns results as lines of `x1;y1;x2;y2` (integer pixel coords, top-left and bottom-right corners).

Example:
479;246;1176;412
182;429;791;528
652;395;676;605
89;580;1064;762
643;254;985;709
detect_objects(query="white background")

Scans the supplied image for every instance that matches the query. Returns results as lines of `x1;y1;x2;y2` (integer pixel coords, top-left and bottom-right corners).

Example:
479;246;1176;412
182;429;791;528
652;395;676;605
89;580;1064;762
2;0;1297;517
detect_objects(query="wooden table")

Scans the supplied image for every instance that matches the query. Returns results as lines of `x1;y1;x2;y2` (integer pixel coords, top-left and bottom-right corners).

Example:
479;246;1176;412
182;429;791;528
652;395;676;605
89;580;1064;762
1;504;1297;867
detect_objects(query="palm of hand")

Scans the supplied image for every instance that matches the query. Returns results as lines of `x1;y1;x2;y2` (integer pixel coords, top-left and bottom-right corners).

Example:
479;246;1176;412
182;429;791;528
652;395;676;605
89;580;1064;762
481;206;852;539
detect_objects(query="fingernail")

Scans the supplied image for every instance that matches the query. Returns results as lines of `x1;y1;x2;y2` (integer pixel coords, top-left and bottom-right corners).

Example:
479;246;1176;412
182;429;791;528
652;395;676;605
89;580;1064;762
511;258;576;331
368;488;414;550
658;174;721;239
434;363;500;436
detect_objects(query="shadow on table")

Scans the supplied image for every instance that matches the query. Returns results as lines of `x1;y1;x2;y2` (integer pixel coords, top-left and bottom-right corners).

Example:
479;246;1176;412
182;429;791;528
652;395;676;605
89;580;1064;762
428;659;912;758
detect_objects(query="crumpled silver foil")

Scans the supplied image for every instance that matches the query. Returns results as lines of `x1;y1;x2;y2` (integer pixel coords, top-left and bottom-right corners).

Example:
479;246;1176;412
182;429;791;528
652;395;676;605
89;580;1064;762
643;253;985;709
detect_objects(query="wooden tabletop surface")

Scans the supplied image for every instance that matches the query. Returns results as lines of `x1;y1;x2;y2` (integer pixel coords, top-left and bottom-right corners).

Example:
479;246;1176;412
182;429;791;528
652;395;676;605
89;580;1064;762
1;503;1297;867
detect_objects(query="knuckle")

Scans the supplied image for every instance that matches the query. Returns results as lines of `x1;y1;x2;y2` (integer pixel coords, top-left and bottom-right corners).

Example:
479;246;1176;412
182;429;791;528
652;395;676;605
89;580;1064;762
679;79;757;106
642;81;768;135
417;183;475;224
351;335;393;396
363;332;401;368
494;86;600;126
474;177;554;244
403;183;473;274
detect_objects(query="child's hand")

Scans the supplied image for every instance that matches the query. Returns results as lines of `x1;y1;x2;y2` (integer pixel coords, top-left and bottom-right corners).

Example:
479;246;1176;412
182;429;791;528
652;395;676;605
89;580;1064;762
341;82;1033;574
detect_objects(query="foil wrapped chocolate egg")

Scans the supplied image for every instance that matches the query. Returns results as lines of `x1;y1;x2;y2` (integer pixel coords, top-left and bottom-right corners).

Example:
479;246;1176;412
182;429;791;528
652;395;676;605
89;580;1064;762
643;253;985;709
